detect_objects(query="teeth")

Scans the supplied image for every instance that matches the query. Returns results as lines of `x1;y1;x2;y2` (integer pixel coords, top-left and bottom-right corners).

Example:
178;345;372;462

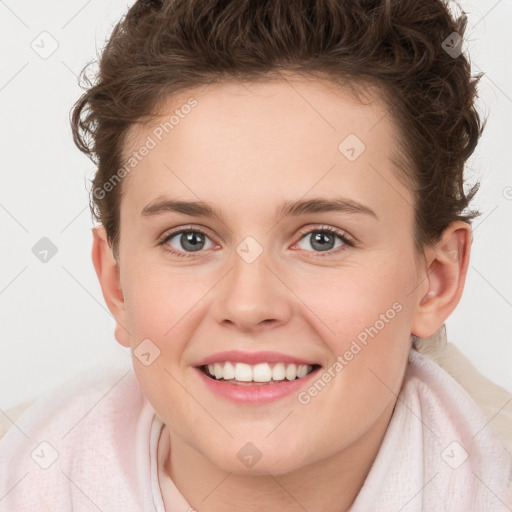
272;363;286;381
253;363;272;382
235;363;252;382
223;361;235;379
285;364;297;381
203;362;314;383
297;364;308;378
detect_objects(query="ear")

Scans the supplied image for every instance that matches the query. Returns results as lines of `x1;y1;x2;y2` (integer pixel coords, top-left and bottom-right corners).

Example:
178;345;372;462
91;226;130;347
411;221;472;338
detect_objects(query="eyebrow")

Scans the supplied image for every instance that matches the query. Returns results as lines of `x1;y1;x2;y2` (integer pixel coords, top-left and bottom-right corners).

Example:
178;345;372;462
141;196;378;220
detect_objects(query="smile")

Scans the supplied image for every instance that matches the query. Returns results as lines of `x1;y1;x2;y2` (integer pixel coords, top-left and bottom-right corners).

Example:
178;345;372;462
193;350;322;403
201;362;319;385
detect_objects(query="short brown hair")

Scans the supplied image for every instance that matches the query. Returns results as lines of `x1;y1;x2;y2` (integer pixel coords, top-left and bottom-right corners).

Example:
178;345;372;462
71;0;483;259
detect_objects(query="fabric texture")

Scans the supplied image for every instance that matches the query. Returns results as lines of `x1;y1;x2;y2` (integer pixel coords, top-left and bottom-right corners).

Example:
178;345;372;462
415;333;512;458
0;346;511;511
348;348;512;511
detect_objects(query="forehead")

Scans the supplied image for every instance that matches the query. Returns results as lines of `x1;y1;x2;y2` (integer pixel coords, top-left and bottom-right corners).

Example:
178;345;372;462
119;76;412;223
124;76;393;157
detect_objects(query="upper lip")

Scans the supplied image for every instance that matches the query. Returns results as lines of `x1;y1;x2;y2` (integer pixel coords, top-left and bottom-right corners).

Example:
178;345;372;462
194;350;320;367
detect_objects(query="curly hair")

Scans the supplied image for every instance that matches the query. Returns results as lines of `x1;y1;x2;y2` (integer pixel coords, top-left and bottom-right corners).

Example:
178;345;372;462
70;0;484;259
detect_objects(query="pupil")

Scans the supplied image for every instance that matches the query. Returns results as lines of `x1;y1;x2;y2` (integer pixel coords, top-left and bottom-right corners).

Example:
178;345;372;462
182;232;204;252
311;232;334;252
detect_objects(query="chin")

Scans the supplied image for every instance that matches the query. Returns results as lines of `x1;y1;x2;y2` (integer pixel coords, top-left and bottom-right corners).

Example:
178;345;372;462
206;444;309;476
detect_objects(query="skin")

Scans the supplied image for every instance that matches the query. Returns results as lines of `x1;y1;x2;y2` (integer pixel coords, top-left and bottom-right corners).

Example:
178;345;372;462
92;75;471;512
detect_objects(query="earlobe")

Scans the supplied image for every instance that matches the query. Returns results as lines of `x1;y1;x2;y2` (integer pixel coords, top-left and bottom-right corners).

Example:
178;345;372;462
91;226;130;347
411;222;472;338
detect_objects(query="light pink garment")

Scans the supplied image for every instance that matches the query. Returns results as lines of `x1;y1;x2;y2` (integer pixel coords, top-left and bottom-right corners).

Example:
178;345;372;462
348;349;512;511
0;349;510;511
0;361;160;511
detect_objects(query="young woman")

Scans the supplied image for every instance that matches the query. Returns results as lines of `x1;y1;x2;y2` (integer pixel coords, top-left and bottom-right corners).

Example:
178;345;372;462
1;1;510;510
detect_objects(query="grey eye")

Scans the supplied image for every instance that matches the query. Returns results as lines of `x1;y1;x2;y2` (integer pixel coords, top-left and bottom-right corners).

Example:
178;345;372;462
166;231;214;253
297;231;346;252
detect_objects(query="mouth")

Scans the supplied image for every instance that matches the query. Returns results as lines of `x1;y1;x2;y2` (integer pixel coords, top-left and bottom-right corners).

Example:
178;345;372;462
199;361;322;386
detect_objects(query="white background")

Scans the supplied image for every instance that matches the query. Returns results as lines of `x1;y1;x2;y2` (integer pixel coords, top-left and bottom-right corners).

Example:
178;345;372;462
1;0;511;410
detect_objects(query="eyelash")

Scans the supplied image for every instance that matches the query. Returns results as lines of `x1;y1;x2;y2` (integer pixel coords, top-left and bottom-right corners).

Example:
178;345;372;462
158;226;212;259
296;226;354;257
158;225;355;259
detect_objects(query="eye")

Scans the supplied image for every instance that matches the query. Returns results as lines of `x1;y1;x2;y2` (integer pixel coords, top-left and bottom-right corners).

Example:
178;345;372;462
159;225;354;259
159;227;217;257
294;226;354;256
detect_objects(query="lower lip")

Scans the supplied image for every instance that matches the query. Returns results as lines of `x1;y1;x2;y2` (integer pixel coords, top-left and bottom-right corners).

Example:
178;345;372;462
194;366;321;404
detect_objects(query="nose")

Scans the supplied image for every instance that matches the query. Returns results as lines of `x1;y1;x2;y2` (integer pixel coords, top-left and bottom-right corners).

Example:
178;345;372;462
212;247;293;333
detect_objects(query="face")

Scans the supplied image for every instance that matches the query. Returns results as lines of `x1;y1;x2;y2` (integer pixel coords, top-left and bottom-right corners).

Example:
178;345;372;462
113;76;426;475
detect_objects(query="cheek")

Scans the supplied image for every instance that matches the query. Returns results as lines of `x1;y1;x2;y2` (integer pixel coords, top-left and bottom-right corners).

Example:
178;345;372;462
292;256;416;398
291;256;414;342
123;263;207;339
294;294;412;456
